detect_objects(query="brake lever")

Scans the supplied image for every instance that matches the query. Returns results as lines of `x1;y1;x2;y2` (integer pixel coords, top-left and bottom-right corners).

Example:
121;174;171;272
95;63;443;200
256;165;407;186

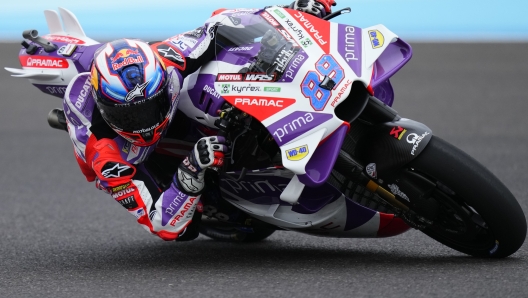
323;7;351;21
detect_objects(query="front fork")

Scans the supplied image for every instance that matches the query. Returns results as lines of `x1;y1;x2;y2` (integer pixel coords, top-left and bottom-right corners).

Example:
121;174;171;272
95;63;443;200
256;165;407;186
335;96;436;228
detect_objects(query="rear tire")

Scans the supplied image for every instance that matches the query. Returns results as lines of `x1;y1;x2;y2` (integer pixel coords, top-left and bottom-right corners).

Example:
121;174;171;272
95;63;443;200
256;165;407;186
404;136;526;257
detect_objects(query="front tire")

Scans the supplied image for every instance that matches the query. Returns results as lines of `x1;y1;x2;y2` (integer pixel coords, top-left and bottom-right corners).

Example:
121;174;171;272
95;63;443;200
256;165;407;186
402;136;526;257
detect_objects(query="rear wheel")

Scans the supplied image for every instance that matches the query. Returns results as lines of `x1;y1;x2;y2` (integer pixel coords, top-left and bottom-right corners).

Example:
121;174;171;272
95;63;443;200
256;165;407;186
398;136;526;257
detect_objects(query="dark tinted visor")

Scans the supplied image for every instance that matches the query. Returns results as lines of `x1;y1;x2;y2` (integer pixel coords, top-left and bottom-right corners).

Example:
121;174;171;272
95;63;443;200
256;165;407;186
97;90;171;133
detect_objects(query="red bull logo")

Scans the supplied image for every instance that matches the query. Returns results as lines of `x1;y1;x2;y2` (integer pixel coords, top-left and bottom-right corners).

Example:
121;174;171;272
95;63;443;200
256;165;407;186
111;49;140;63
111;49;144;71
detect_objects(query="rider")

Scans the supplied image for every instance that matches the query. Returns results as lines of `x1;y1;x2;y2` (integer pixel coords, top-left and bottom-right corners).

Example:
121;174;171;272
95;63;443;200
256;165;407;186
63;0;337;241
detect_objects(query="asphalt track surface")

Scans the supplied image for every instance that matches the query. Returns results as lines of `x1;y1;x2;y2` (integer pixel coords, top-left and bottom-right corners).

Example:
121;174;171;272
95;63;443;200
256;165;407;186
1;42;528;298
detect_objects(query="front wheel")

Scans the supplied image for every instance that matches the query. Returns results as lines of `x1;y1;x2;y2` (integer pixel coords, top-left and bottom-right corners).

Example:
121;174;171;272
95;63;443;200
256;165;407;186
395;136;526;258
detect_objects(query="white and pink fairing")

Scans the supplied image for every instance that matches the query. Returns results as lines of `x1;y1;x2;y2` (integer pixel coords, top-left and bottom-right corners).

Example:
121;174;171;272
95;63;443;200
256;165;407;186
5;7;413;238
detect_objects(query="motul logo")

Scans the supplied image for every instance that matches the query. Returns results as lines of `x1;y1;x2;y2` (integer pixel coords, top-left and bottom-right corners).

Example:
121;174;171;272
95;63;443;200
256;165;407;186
245;74;274;81
21;56;69;69
216;74;243;81
261;11;279;27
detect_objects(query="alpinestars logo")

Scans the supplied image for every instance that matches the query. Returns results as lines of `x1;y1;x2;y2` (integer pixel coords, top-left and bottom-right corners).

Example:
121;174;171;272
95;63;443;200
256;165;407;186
179;171;204;193
102;163;133;178
125;81;149;102
157;46;184;62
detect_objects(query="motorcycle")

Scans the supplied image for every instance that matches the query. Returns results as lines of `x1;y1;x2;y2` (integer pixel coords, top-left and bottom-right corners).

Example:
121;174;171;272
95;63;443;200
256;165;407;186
5;6;526;258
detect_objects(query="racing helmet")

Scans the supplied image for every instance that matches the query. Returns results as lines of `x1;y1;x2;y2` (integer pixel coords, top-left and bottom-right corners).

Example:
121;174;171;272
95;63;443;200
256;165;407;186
91;39;176;146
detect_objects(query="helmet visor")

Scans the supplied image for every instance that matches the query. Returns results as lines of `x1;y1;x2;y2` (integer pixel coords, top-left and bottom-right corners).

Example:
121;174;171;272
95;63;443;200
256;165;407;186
97;89;171;138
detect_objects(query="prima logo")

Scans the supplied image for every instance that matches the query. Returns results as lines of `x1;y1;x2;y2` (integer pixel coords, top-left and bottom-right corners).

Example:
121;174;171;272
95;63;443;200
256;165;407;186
268;112;333;145
285;52;306;80
273;113;315;142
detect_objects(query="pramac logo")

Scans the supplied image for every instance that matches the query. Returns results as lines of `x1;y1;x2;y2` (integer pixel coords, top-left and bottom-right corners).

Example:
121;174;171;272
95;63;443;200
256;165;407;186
222;96;296;122
20;56;69;69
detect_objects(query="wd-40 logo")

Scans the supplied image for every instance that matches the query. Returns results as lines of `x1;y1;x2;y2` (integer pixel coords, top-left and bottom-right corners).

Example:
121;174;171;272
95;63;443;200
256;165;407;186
368;30;384;49
216;73;275;82
285;145;309;161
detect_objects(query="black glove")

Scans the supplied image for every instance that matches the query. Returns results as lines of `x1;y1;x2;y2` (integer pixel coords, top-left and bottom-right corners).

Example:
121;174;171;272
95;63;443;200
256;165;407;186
176;136;227;195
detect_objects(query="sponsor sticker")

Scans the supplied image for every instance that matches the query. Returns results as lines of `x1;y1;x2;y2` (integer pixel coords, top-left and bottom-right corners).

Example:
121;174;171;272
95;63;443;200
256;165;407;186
301;38;313;48
366;163;377;179
221;84;230;94
216;73;275;82
273;9;286;19
264;87;281;92
216;73;243;82
406;132;430;155
285;145;309;161
261;11;279;27
293;11;330;53
43;35;85;44
111;49;144;71
20;56;69;69
368;30;385;49
267;111;333;145
222;96;296;122
337;25;362;77
112;183;131;193
390;126;407;140
57;44;77;57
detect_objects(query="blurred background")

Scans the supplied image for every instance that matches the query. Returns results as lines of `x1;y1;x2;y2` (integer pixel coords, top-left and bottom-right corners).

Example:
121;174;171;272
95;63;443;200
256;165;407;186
1;0;527;42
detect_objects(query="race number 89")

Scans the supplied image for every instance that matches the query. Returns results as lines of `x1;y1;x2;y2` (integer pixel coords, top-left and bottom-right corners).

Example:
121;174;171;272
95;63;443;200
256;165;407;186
301;55;344;111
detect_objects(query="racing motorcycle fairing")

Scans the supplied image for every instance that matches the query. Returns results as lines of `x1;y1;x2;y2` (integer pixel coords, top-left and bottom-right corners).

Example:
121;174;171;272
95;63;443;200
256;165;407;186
207;7;404;203
220;170;410;237
370;38;413;106
4;7;101;99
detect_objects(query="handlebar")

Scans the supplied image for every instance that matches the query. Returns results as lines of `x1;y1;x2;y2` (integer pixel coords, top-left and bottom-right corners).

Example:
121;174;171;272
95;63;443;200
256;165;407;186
22;29;58;53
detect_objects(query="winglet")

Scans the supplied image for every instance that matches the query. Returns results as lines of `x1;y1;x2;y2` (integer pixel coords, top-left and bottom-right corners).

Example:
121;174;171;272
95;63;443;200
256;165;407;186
4;67;61;80
44;10;63;34
58;7;86;37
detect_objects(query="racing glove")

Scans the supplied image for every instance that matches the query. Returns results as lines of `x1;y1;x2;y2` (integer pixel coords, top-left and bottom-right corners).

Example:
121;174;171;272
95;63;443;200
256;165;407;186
289;0;337;18
176;136;227;195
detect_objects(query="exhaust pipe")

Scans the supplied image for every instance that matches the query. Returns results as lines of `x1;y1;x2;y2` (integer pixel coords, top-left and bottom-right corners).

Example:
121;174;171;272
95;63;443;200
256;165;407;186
47;109;68;131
